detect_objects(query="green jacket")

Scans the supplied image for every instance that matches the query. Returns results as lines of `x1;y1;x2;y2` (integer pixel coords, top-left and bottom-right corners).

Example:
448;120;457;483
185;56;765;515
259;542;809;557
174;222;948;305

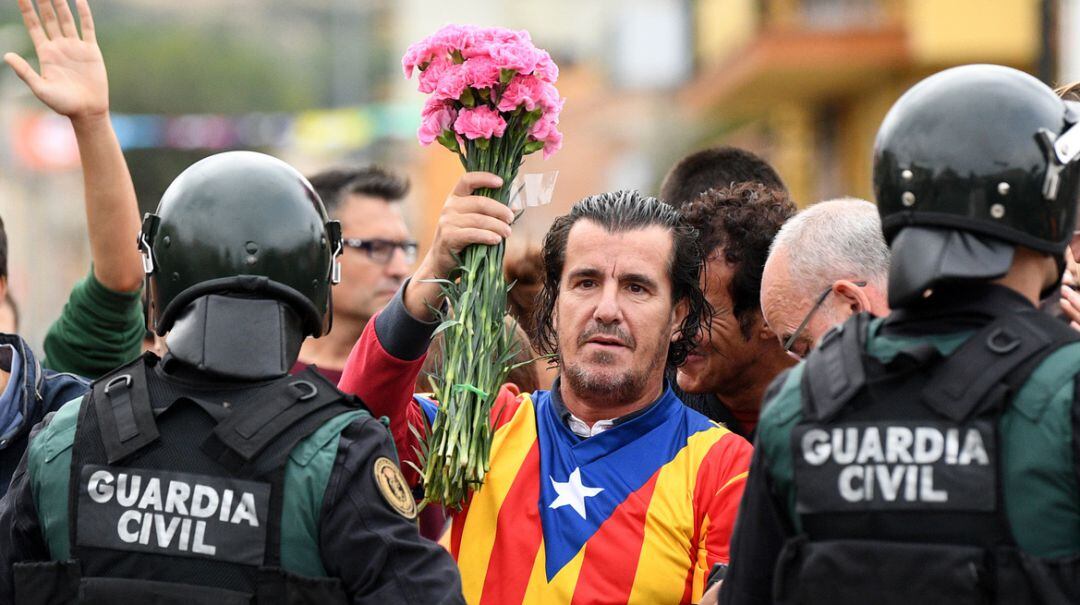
0;366;465;603
26;397;366;577
720;292;1080;605
758;317;1080;557
43;270;144;379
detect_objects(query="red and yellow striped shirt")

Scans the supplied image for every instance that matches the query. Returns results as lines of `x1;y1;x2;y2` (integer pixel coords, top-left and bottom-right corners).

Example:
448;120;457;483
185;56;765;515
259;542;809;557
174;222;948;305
340;316;752;604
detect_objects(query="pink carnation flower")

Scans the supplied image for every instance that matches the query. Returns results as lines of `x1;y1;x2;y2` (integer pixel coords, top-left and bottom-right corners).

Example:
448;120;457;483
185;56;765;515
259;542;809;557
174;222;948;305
404;24;563;159
464;55;501;90
432;24;477;53
493;28;531;44
403;24;479;77
531;112;565;156
533;50;559;83
489;43;540;75
497;75;544;112
538;82;565;116
418;56;451;94
401;39;435;78
541;128;563;159
418;100;456;146
454;106;507;140
530;114;558;140
530;113;563;157
463;27;531;59
434;63;470;101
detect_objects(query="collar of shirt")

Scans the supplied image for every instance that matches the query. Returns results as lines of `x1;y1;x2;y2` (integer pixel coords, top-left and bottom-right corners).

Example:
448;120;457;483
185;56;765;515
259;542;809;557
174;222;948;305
566;414;615;438
548;377;661;440
0;344;25;441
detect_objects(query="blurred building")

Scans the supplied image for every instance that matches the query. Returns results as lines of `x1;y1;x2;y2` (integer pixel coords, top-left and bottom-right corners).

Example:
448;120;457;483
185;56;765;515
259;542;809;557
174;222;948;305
685;0;1050;205
0;0;1063;349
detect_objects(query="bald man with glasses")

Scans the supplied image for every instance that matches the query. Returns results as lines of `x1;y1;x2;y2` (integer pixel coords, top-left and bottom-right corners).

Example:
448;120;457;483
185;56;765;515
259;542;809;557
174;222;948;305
761;198;891;360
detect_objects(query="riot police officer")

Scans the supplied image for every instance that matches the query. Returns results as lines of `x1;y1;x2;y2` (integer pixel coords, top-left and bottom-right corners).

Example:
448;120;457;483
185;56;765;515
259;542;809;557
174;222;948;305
0;151;465;604
721;64;1080;604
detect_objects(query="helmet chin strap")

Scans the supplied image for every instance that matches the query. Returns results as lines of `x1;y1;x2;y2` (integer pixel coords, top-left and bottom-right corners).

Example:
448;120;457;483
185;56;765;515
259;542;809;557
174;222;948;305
165;294;305;381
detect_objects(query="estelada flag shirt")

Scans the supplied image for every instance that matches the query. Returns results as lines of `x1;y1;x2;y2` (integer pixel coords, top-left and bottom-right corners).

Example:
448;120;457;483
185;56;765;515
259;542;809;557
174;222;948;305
339;289;753;604
446;386;750;604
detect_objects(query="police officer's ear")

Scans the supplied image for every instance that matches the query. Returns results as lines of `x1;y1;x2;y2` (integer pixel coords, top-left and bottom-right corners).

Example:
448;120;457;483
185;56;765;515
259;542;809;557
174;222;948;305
833;279;871;316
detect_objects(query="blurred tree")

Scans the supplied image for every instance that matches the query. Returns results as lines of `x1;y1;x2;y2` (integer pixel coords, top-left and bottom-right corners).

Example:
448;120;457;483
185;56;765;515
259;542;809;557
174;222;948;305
101;25;317;114
96;24;321;212
1;2;391;212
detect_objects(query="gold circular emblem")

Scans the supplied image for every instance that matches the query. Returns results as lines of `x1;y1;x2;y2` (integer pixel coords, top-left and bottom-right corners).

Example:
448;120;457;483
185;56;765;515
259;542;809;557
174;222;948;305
373;457;417;520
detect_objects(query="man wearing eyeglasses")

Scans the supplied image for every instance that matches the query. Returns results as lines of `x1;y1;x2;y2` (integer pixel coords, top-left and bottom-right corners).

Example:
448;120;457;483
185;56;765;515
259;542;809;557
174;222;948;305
294;166;418;382
676;183;796;439
760;198;891;360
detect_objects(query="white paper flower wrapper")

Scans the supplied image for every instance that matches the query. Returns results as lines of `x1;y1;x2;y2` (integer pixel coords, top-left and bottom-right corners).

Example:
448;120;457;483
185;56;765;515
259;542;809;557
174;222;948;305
509;171;559;211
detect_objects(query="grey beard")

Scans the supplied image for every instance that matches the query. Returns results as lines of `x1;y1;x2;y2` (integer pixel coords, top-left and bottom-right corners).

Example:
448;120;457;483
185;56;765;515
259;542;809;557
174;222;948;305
562;358;650;404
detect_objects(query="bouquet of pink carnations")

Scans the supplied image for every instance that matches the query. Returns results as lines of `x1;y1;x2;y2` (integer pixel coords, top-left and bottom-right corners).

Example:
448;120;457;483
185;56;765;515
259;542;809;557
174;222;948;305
404;24;563;508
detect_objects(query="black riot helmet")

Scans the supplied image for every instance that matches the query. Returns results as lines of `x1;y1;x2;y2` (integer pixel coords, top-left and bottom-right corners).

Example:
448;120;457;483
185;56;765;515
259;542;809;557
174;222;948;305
873;64;1080;307
139;151;343;337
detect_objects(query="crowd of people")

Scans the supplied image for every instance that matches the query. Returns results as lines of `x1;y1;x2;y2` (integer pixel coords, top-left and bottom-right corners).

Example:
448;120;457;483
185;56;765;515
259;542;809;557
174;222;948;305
0;0;1079;604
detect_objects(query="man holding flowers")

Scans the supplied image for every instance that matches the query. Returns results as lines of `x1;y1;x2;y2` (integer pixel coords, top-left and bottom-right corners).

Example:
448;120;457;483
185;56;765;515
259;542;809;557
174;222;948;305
339;178;753;604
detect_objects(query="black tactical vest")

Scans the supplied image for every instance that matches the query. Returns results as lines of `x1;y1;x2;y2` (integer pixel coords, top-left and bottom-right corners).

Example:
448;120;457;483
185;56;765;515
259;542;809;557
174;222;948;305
14;353;362;604
776;310;1080;605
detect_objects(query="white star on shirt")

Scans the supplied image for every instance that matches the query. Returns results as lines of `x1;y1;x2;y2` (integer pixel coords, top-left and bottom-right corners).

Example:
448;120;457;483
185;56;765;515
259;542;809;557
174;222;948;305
549;467;603;520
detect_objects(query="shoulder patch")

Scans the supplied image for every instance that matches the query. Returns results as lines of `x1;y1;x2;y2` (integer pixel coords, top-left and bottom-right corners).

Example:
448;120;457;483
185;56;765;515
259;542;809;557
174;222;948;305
373;457;416;520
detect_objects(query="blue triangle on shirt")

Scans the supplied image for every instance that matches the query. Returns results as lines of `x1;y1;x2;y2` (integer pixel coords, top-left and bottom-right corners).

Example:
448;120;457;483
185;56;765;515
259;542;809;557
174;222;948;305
533;387;715;580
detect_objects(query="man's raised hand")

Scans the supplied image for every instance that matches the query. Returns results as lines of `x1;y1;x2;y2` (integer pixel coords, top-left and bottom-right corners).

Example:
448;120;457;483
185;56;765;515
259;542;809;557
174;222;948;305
403;172;514;321
4;0;107;121
418;172;514;282
5;0;144;294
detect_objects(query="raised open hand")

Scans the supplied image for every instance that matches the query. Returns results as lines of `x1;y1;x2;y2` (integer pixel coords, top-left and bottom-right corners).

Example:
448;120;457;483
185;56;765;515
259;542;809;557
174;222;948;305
3;0;107;120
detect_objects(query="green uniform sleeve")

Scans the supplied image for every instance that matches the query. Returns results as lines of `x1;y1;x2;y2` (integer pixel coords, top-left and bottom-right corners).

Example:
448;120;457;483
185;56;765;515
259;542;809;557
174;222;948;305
27;397;82;560
1000;342;1080;558
757;363;806;533
42;269;144;379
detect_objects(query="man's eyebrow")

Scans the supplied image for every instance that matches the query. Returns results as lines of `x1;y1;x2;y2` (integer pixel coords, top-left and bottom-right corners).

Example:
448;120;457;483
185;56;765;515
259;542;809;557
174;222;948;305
619;272;659;290
566;267;604;281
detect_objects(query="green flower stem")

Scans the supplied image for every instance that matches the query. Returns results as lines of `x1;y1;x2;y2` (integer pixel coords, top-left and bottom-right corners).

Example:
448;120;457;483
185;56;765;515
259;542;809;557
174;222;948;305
419;115;533;508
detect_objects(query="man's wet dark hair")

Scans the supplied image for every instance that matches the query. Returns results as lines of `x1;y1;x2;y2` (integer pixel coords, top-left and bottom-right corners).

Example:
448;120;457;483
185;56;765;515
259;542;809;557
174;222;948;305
532;190;709;367
0;215;8;280
681;182;796;338
306;165;410;215
659;146;787;207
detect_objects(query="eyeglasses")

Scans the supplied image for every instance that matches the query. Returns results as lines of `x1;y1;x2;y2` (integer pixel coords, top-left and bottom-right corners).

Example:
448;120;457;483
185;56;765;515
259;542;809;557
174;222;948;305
783;281;867;359
342;238;419;265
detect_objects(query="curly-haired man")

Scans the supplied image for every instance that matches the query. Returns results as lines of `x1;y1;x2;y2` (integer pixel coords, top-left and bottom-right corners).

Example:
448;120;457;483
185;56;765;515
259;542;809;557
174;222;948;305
677;183;797;439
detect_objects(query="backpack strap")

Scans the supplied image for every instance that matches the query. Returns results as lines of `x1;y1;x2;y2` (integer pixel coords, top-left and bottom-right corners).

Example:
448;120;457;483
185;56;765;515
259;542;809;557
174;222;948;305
802;313;871;422
1000;314;1080;396
200;367;367;571
201;366;366;477
87;353;159;464
923;310;1080;421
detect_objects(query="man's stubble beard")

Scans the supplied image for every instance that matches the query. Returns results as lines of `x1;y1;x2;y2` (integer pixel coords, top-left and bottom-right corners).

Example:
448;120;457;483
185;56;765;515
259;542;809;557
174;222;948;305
561;341;667;405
